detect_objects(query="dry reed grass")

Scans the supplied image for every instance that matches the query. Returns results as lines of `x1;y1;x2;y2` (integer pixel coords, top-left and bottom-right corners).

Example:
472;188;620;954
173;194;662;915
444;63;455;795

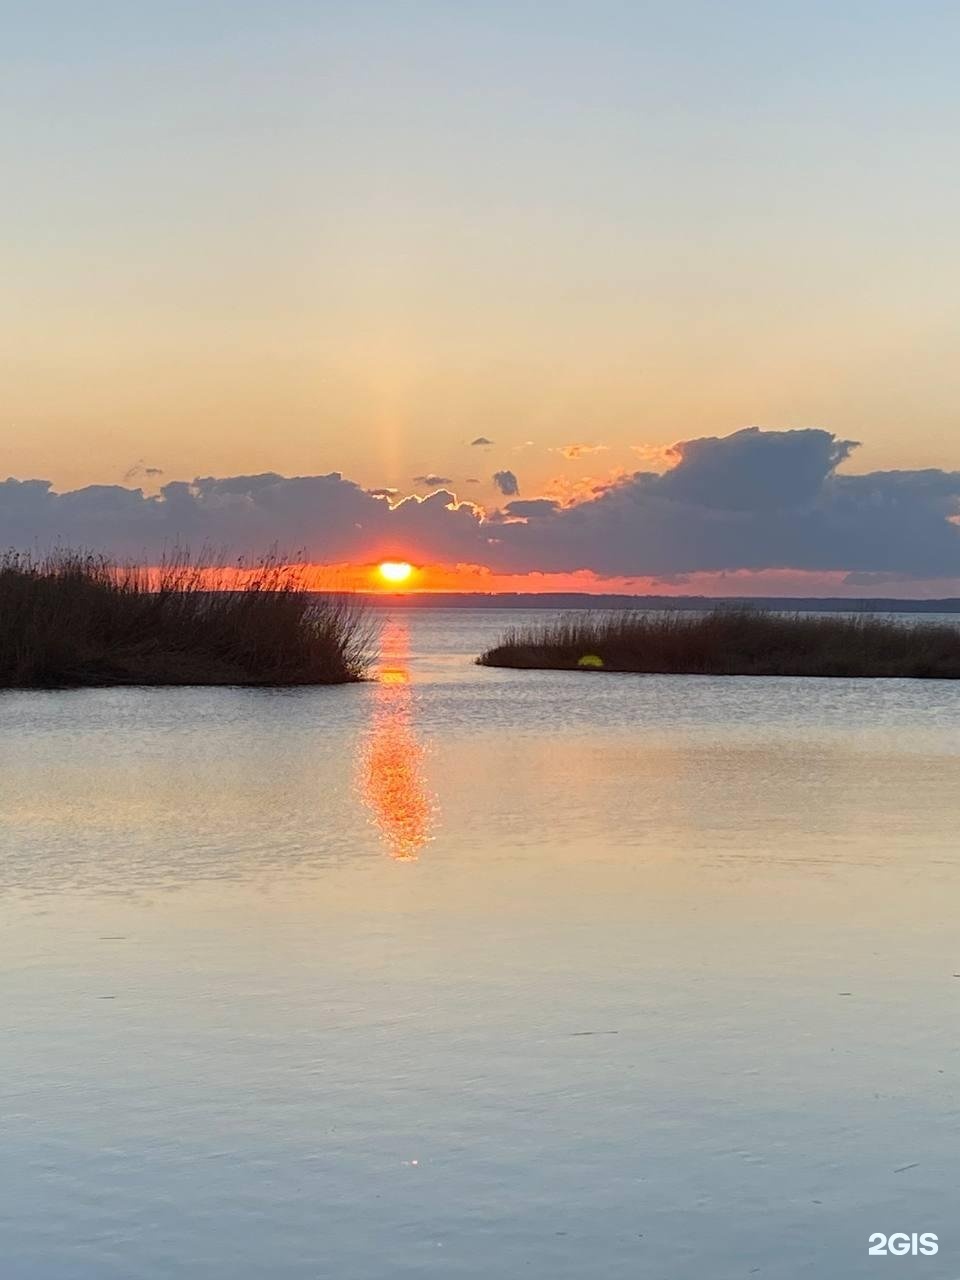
0;549;375;687
477;607;960;678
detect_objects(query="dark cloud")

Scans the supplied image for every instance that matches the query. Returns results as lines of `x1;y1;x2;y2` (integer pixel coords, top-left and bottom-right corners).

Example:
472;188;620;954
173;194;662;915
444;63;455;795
367;487;397;499
656;426;857;510
487;429;960;579
0;473;485;565
3;429;959;581
123;460;164;482
470;436;494;446
412;474;452;488
493;470;520;497
504;499;561;518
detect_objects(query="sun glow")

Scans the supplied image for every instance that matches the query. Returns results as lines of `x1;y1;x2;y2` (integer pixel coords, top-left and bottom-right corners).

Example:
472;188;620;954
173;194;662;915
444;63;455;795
378;560;413;585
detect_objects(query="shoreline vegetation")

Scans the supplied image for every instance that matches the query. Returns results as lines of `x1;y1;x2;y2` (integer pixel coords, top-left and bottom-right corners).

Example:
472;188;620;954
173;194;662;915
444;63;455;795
477;609;960;679
0;551;374;688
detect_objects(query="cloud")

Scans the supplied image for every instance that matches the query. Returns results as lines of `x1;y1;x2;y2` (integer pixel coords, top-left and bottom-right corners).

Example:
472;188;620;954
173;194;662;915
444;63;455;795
655;426;857;510
503;499;560;518
557;443;608;460
367;487;397;499
469;436;494;446
544;466;631;507
123;460;164;482
2;429;958;583
489;428;960;579
631;442;681;470
0;472;485;565
492;470;520;497
412;474;452;488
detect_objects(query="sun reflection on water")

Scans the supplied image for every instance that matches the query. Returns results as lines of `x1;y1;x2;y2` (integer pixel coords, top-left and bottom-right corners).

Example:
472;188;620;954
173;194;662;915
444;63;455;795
358;620;436;861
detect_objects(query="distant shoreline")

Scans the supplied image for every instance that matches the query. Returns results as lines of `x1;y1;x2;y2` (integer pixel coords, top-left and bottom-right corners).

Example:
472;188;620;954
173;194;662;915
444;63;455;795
354;592;960;613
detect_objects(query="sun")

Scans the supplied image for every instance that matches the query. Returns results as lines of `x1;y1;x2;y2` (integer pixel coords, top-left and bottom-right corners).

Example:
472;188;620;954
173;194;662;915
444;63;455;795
378;560;413;585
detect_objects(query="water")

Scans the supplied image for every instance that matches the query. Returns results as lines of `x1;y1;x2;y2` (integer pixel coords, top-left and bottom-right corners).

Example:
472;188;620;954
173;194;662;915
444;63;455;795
2;608;960;1279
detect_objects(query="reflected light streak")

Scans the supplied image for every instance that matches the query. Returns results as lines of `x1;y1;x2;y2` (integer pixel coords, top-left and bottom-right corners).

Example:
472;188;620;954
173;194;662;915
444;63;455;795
358;620;436;861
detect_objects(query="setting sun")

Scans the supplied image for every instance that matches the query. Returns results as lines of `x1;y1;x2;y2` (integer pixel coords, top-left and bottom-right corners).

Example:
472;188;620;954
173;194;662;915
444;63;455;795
378;560;413;585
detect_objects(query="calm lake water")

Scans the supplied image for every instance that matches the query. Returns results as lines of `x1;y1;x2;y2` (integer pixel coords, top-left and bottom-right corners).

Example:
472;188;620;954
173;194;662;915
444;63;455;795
3;607;960;1279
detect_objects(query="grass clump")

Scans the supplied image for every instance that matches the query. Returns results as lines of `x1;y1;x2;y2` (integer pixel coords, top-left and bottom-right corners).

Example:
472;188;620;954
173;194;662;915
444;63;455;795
0;550;375;688
477;608;960;679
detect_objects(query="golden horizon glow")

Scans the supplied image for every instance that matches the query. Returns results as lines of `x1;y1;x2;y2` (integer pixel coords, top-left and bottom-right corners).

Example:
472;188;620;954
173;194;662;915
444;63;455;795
290;560;880;598
378;560;414;585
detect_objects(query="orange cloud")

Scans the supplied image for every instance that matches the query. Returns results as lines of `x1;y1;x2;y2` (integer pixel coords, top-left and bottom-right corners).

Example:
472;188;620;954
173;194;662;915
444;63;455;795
631;441;682;470
556;442;609;460
543;466;631;506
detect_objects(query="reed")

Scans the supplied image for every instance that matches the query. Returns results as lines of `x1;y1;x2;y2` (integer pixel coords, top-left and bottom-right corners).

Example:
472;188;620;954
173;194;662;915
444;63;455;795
477;607;960;678
0;550;375;688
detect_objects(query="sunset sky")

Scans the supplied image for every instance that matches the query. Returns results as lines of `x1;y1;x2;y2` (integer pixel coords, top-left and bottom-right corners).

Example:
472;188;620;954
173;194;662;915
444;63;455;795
3;2;960;593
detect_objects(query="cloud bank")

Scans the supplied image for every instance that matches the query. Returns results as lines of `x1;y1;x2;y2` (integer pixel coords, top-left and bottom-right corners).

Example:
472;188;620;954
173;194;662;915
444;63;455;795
3;429;959;584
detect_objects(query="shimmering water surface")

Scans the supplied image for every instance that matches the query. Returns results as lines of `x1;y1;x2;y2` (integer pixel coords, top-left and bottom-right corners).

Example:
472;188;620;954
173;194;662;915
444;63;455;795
3;608;960;1279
